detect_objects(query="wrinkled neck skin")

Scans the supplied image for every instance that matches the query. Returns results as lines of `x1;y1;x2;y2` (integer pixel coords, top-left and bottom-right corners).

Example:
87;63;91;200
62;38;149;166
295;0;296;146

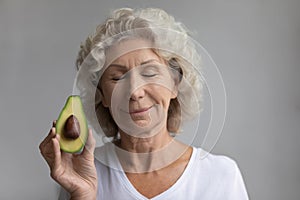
113;127;190;173
117;127;173;153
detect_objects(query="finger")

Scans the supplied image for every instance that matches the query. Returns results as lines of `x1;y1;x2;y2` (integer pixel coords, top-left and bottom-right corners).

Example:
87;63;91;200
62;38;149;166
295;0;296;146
52;120;57;127
39;127;56;151
82;129;96;157
61;150;73;161
40;130;59;169
51;134;62;171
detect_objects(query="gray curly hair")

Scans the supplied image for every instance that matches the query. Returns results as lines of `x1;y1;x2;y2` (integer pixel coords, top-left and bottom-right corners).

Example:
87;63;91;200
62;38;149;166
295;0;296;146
75;8;203;139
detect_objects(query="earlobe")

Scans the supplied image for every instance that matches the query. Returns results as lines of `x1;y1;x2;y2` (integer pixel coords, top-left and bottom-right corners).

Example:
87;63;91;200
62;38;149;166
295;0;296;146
98;87;109;108
171;86;178;99
102;99;109;108
100;93;109;108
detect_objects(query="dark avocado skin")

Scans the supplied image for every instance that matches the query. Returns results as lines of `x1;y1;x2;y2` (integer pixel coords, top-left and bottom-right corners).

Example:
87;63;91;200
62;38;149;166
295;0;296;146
56;95;88;153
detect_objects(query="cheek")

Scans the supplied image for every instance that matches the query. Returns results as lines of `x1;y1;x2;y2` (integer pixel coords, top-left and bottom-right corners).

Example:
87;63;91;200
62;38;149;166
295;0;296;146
103;83;129;109
151;86;174;104
100;83;115;107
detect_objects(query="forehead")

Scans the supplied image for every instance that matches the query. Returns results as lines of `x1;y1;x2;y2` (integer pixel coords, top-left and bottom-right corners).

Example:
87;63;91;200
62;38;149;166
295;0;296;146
111;48;162;67
104;38;164;69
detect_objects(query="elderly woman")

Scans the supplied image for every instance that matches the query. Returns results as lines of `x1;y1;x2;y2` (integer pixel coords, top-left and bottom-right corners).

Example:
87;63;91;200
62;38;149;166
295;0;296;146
39;8;248;200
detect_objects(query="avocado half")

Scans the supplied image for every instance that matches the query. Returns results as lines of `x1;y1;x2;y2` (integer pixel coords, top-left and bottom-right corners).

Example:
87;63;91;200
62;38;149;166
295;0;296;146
56;95;88;153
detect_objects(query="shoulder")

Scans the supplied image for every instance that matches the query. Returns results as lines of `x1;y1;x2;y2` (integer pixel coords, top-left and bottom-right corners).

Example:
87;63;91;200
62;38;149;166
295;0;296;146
194;147;238;166
94;143;123;172
190;148;249;199
94;144;112;169
192;147;241;179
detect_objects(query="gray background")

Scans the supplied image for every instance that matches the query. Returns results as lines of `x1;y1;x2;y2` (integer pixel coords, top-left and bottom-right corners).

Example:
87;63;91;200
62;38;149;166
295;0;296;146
1;0;299;199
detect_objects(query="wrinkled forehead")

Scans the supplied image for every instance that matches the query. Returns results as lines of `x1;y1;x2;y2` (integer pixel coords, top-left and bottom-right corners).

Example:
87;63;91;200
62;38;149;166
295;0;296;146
104;38;156;70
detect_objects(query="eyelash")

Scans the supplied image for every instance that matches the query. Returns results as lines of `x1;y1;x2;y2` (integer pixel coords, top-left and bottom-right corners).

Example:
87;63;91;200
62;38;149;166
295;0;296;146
112;73;157;81
111;73;126;81
141;73;157;77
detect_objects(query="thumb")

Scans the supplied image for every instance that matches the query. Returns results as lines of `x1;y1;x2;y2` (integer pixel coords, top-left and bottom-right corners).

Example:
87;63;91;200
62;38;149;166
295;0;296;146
82;128;96;157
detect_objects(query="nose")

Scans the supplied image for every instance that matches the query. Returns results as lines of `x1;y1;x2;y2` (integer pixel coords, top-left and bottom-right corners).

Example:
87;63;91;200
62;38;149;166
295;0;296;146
128;72;146;101
130;86;146;101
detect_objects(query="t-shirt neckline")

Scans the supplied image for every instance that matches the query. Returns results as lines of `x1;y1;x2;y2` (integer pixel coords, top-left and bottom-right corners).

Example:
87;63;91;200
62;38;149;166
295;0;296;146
118;146;197;200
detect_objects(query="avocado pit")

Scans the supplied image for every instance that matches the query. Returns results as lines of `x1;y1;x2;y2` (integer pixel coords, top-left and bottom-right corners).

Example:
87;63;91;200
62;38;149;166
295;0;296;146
63;115;81;139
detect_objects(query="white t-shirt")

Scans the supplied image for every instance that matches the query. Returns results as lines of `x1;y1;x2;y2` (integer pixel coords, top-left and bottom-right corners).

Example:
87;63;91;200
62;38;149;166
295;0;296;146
59;143;249;200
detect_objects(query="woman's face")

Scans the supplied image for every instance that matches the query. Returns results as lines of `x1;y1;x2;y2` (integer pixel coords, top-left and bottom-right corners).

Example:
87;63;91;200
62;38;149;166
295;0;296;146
100;42;178;137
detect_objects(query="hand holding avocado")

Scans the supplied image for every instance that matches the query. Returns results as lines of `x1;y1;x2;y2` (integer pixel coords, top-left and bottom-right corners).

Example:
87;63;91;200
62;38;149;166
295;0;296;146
56;96;89;153
39;96;97;199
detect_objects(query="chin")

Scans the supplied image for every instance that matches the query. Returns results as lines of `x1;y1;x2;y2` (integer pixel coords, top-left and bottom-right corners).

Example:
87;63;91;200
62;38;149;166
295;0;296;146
133;120;151;128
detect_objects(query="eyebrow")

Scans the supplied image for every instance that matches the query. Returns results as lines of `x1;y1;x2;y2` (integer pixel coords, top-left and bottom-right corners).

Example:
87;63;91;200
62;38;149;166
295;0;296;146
108;59;160;69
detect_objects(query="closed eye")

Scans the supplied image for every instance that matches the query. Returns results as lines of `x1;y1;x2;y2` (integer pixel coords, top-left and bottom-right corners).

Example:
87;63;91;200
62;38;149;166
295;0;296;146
141;73;157;77
112;74;127;81
139;64;162;78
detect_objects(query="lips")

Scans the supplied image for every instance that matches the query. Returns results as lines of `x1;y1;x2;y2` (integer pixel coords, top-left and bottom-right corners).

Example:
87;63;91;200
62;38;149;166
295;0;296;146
129;106;152;114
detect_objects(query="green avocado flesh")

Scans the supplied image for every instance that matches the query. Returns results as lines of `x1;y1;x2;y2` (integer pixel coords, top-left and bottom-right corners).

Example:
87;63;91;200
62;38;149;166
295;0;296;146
56;95;88;153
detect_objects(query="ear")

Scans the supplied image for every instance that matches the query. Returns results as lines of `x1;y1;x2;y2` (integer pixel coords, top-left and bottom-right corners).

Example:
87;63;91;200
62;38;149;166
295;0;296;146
171;85;178;99
98;88;109;108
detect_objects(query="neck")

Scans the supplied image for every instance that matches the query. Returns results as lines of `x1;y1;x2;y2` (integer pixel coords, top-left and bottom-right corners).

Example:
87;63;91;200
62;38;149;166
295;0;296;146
116;128;173;153
113;128;190;173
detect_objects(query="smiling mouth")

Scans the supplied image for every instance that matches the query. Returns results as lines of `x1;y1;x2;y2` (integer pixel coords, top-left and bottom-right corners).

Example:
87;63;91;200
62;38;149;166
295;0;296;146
129;106;152;114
